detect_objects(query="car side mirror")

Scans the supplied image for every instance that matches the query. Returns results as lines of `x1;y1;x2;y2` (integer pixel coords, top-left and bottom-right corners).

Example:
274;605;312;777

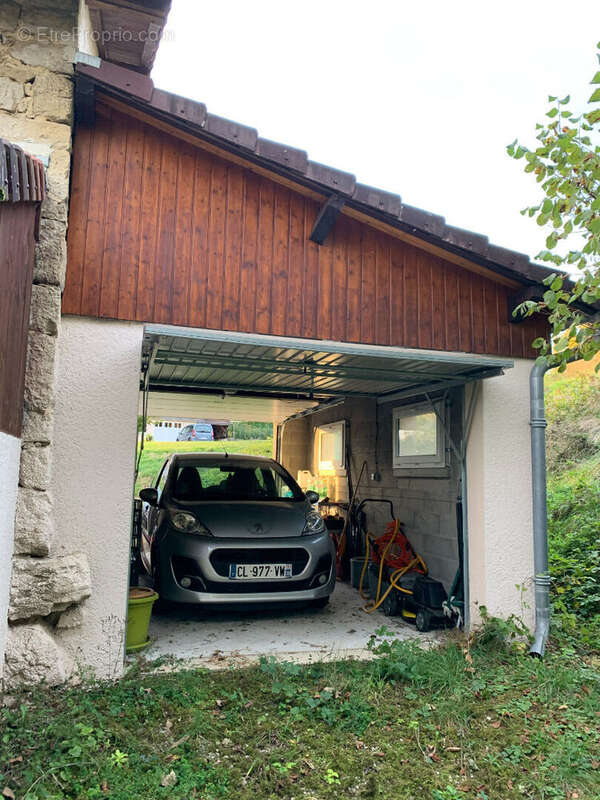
139;487;158;506
305;490;319;505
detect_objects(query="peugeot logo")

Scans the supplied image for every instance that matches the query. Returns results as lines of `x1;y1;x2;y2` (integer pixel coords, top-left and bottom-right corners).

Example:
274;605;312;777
252;523;265;534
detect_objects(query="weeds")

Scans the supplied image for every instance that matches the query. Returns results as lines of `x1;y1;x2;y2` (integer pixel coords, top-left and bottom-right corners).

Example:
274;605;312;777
2;619;599;800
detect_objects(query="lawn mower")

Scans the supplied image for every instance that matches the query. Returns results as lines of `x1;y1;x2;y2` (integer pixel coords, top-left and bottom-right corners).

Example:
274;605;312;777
356;499;457;632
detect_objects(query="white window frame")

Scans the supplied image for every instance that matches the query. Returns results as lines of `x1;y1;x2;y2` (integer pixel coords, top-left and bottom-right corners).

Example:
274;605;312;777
316;420;346;474
392;401;446;470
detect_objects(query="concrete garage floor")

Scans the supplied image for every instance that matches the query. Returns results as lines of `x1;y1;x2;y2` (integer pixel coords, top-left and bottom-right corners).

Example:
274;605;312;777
144;581;440;669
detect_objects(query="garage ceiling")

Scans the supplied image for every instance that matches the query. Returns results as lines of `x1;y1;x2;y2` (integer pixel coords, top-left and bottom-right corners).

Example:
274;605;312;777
142;325;513;417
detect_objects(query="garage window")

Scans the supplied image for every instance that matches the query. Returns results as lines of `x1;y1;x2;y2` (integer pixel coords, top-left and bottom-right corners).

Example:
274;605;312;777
393;402;445;469
317;421;345;473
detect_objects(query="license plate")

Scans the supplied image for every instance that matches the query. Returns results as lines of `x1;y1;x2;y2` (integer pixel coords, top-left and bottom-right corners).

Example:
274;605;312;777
229;563;292;580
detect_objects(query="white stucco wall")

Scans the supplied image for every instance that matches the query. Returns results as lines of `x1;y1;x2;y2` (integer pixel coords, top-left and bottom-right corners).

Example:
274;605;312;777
466;358;535;629
0;432;21;681
51;317;143;677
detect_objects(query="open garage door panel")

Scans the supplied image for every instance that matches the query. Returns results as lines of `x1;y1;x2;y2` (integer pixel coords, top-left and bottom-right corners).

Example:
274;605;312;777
141;324;514;409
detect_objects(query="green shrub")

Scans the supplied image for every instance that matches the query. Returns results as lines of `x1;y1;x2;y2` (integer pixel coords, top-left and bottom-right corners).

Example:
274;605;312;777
545;372;600;473
546;369;600;627
548;457;600;619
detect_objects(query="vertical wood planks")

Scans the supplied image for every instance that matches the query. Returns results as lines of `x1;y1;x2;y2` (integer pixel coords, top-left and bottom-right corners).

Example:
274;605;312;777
239;172;259;332
117;121;144;320
63;105;550;359
317;236;333;340
98;111;127;318
471;275;486;353
205;160;227;329
63;124;92;314
0;204;36;437
345;220;362;343
286;191;304;337
360;229;376;344
302;199;320;338
431;256;445;350
170;143;196;326
188;150;211;328
403;247;418;348
136;126;161;321
255;178;274;334
457;270;473;353
390;240;405;349
79;121;109;317
270;184;290;337
443;262;459;352
221;166;244;331
331;218;348;343
154;141;178;323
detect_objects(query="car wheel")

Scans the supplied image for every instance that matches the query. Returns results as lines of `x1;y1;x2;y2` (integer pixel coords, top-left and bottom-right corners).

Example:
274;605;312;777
310;596;330;610
149;558;171;613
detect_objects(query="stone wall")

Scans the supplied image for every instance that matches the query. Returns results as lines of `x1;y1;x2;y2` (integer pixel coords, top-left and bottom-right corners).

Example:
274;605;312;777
1;1;92;688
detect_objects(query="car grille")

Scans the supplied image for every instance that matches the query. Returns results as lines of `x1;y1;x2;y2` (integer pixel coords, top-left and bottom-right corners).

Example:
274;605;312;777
209;547;309;578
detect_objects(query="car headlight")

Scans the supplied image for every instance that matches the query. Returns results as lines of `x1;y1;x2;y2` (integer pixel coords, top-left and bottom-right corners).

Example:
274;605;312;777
168;511;213;536
302;511;326;535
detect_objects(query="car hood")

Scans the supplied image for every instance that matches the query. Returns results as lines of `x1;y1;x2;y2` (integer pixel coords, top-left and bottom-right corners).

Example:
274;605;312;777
172;500;311;539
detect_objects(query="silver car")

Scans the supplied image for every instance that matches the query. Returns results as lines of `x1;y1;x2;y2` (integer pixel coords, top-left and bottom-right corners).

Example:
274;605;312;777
138;453;336;607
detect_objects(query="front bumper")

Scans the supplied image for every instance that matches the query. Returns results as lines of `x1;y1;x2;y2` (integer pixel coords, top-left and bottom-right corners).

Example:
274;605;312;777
156;529;336;604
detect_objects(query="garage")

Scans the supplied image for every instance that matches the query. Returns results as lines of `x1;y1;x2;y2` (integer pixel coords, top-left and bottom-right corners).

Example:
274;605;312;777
13;55;551;683
131;323;513;665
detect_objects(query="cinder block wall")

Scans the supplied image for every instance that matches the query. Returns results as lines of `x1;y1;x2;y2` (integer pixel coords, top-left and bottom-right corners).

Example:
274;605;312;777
280;393;462;589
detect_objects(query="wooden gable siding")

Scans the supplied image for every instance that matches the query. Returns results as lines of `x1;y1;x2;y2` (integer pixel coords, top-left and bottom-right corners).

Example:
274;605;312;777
63;104;548;358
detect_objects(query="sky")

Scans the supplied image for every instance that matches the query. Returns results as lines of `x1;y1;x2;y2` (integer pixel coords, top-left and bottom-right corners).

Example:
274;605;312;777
152;1;600;265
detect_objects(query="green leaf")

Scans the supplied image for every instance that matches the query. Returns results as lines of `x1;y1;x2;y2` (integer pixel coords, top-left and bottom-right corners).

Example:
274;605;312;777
543;290;558;308
586;108;600;123
589;88;600;103
559;94;570;104
591;71;600;84
532;337;546;348
547;107;559;117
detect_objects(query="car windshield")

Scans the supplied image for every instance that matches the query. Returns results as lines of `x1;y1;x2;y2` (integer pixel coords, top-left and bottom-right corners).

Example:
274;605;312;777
171;462;304;502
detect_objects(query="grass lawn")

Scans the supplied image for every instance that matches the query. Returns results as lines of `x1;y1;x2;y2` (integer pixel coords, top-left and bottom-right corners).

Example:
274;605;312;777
1;625;599;800
135;439;273;495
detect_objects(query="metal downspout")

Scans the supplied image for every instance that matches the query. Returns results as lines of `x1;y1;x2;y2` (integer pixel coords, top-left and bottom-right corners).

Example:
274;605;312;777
529;362;550;657
460;382;480;631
